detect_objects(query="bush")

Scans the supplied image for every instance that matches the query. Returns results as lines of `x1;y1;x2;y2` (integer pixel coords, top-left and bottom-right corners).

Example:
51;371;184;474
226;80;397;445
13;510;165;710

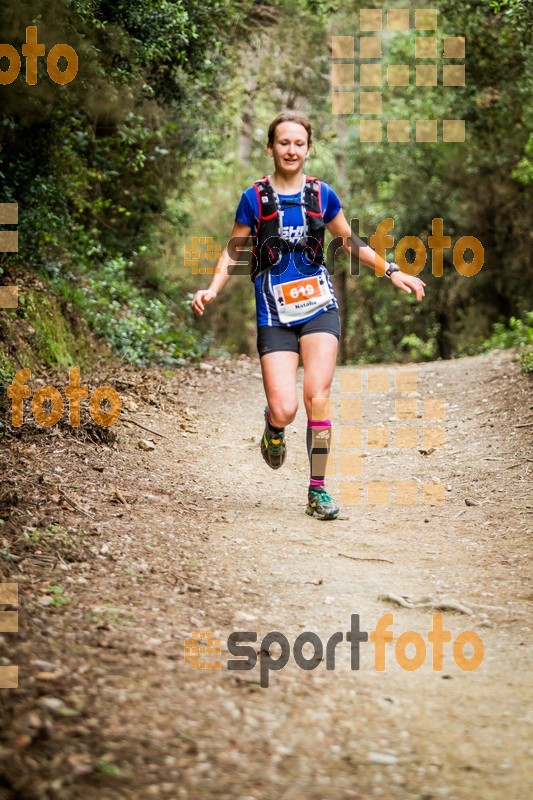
482;312;533;375
65;256;209;365
481;312;533;351
520;348;533;374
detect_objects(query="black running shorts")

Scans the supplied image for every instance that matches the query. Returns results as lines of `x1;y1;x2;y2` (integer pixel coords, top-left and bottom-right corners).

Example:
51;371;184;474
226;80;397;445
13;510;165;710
257;309;341;357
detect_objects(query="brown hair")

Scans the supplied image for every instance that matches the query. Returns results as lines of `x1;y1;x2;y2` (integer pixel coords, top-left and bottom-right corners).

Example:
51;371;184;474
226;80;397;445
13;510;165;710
267;111;313;147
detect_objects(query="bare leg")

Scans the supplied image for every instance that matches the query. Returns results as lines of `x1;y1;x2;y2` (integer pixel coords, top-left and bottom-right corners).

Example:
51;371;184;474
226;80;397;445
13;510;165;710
260;350;300;428
300;332;338;419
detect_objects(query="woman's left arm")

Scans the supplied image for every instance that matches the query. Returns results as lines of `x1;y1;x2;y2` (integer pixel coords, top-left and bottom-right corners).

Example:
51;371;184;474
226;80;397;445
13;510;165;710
325;210;426;301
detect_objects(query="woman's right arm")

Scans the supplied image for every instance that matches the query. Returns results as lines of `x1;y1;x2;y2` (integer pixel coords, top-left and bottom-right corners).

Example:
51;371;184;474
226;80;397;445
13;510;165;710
191;221;252;316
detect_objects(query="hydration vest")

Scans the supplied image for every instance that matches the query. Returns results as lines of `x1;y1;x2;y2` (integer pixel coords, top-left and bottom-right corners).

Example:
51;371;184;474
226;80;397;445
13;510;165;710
250;175;326;281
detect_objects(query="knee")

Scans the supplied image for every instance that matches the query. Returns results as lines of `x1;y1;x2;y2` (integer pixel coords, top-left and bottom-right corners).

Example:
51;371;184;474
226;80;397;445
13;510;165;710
268;399;298;428
304;393;331;421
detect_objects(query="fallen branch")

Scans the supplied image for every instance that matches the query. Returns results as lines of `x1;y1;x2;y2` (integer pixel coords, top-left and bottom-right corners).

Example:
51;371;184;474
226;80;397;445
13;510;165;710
112;487;128;506
339;553;393;564
378;592;473;615
122;416;169;439
58;487;94;518
515;422;533;429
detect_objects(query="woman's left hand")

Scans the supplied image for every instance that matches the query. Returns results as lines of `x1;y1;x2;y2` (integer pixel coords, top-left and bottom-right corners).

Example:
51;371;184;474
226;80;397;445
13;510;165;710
390;271;426;301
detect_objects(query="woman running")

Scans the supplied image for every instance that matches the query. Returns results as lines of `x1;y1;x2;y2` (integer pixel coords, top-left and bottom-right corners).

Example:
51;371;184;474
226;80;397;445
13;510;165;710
192;110;426;520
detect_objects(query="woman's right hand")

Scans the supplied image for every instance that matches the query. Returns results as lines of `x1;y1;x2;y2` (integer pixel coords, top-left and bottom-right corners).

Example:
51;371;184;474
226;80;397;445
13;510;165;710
191;289;217;316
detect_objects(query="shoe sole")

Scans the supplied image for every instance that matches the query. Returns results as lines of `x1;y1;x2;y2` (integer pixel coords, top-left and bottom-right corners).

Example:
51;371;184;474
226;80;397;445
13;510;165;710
306;505;339;520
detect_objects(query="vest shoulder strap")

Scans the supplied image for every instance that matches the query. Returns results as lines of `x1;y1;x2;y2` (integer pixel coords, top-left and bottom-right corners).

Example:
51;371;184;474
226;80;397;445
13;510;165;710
303;176;322;216
253;177;278;221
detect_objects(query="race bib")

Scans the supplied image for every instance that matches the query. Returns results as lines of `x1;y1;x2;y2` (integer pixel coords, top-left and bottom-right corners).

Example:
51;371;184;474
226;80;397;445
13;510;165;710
273;274;333;324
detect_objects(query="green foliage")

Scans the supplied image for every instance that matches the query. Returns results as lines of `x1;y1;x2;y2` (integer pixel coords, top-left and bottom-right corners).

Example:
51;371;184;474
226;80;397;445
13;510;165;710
23;525;80;551
43;583;71;608
0;361;15;396
520;350;533;373
167;0;531;363
0;0;531;367
71;255;208;364
482;312;533;374
96;759;123;777
0;0;258;366
512;134;533;185
399;333;438;362
482;312;533;351
19;291;78;367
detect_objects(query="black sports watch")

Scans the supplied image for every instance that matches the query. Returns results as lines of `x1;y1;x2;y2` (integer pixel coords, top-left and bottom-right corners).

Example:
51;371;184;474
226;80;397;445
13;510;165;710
385;261;400;278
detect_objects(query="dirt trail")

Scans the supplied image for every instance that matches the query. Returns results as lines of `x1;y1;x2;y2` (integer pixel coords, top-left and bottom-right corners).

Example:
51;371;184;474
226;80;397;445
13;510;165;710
0;351;531;800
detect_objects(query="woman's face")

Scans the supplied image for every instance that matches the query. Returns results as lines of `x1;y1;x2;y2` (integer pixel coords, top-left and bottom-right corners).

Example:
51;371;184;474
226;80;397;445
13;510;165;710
268;121;310;175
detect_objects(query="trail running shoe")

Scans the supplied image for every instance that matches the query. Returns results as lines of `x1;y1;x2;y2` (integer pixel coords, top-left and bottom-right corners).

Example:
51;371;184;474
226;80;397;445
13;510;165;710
261;407;286;470
306;485;339;520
